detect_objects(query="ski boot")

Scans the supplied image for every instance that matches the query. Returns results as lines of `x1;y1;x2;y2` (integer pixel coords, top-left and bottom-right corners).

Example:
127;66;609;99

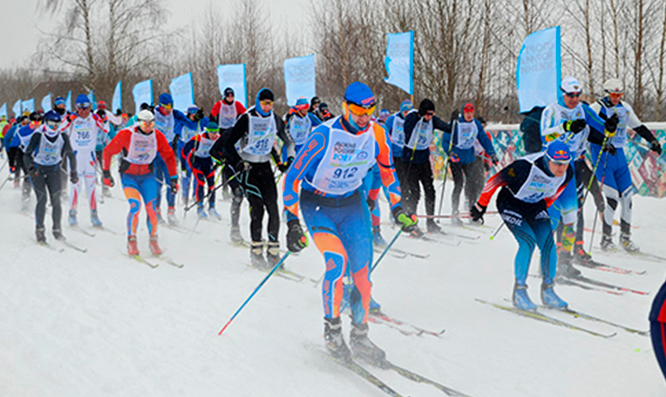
512;283;537;311
619;232;639;253
349;322;387;367
250;241;268;269
600;235;617;252
208;206;222;221
197;204;208;219
149;235;163;256
53;227;65;241
573;242;593;265
230;224;244;245
426;219;442;234
156;208;165;224
127;236;140;256
372;226;387;247
556;251;581;278
407;226;425;239
167;206;179;226
369;296;382;313
68;209;78;226
102;185;112;197
91;209;103;228
36;227;46;244
266;241;281;268
324;317;352;363
541;280;568;309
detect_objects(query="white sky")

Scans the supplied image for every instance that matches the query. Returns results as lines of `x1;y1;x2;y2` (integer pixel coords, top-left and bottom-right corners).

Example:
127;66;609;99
0;0;309;69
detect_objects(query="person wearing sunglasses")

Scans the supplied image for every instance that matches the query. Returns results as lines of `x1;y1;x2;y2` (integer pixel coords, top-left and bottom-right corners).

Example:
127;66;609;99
16;111;46;211
60;94;108;228
471;141;574;311
222;87;295;268
175;105;209;208
402;98;452;235
540;76;620;278
23;110;78;244
282;82;417;365
589;78;662;253
182;121;222;219
102;109;178;257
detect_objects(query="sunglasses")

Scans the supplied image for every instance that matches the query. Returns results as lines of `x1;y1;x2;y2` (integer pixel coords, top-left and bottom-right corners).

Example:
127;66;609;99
609;92;624;98
140;120;155;128
260;100;274;106
564;92;581;98
160;104;173;109
348;102;376;117
225;93;234;97
46;120;59;128
425;111;435;117
206;128;220;134
77;104;91;109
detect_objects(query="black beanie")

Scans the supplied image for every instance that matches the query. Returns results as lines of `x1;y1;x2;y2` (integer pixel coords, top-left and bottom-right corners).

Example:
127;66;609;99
418;99;435;116
258;88;274;102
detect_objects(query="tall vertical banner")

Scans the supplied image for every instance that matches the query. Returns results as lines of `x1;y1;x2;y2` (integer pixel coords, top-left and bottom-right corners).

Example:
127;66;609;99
12;100;21;116
217;64;247;108
0;103;7;118
65;91;72;112
516;26;562;113
169;72;195;111
132;79;153;113
88;89;96;110
41;93;52;111
22;99;35;113
384;31;414;95
112;81;122;113
283;54;316;107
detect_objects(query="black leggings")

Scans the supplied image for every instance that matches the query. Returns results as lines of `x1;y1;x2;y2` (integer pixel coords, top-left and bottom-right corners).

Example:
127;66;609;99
450;158;484;213
403;161;435;216
240;161;279;243
32;165;63;230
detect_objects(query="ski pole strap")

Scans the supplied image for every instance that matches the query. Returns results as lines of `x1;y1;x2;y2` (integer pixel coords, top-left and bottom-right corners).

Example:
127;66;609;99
218;251;292;336
370;229;402;274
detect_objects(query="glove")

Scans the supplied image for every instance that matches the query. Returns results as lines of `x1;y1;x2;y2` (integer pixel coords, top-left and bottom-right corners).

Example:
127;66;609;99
564;119;586;134
286;219;308;252
392;207;418;232
449;152;460;163
605;114;619;135
102;170;114;187
236;160;251;173
277;161;288;173
170;177;179;195
28;166;38;179
70;171;79;184
471;203;487;223
195;109;204;122
650;140;662;155
602;142;617;155
96;109;106;118
490;154;499;166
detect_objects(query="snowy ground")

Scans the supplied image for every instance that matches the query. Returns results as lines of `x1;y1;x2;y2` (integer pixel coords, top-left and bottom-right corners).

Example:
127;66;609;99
0;162;665;397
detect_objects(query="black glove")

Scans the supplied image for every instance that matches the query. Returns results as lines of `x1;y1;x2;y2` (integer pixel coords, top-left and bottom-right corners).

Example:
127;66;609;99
236;160;251;173
650;140;662;156
277;162;288;173
170;177;179;194
103;170;114;187
195;109;204;122
392;207;418;232
564;119;586;134
96;109;106;118
602;142;617;155
471;203;486;223
605;114;619;134
70;170;79;184
490;154;499;166
286;219;308;252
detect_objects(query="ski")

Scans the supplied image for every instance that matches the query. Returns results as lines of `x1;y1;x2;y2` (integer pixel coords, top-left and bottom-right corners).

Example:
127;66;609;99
574;258;645;275
565;274;649;296
370;311;445;338
93;225;121;236
327;354;404;397
38;241;64;253
374;246;407;259
389;246;430;259
384;361;473;397
128;254;159;268
246;262;305;282
475;299;617;338
367;316;425;337
555;277;625;296
435;228;481;241
594;247;666;264
70;226;96;238
419;235;461;246
540;306;649;336
156;255;185;268
56;239;88;253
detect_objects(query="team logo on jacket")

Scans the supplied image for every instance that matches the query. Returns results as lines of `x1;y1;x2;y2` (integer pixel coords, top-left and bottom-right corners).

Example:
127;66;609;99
357;151;368;160
334;142;356;154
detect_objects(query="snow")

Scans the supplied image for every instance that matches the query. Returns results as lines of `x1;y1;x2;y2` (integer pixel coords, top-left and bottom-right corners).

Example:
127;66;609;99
1;166;665;397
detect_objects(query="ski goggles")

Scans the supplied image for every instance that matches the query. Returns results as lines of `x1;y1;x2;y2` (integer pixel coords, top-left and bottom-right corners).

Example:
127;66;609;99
76;102;92;109
160;103;173;110
46;120;59;129
564;92;581;98
609;92;624;100
424;111;435;117
348;102;376;117
140;120;155;128
206;127;220;134
260;100;274;106
294;103;309;111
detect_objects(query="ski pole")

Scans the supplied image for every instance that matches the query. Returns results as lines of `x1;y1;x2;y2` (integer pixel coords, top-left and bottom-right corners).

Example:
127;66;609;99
417;211;498;219
489;222;505;240
587;152;610;254
436;120;457;220
0;158;8;175
184;167;239;212
580;134;610;210
370;229;402;273
218;251;291;336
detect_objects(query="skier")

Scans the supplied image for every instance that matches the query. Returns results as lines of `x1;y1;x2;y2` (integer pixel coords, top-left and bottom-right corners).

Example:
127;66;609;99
540;76;618;276
16;112;44;209
94;101;121;197
442;102;498;225
176;105;208;207
102;110;178;256
317;102;334;121
182;121;222;219
210;87;246;130
22;110;78;243
223;88;295;267
589;78;662;252
471;141;574;311
283;97;321;161
282;82;418;364
4;116;30;187
384;100;412;185
649;278;666;382
402;99;451;234
61;94;108;228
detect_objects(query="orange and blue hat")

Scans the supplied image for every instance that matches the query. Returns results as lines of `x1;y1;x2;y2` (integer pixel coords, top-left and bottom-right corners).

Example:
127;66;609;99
294;97;309;111
545;141;571;164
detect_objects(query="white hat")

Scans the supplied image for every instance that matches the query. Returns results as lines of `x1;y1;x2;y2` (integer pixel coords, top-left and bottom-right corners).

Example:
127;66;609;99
561;76;582;94
137;109;155;122
603;78;623;94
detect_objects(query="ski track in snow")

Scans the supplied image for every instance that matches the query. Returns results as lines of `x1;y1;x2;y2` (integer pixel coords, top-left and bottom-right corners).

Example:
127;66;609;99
0;169;665;396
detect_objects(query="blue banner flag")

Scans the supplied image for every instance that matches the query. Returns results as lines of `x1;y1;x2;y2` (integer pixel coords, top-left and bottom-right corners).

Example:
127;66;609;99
217;64;247;108
88;89;96;110
516;26;561;113
65;91;72;113
132;79;153;113
0;103;6;118
41;93;52;111
283;54;316;107
169;72;195;111
384;31;414;95
112;81;122;113
22;99;35;113
12;100;20;116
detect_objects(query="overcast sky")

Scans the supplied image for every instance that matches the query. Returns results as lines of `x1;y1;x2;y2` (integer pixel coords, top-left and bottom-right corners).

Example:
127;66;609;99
0;0;310;69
